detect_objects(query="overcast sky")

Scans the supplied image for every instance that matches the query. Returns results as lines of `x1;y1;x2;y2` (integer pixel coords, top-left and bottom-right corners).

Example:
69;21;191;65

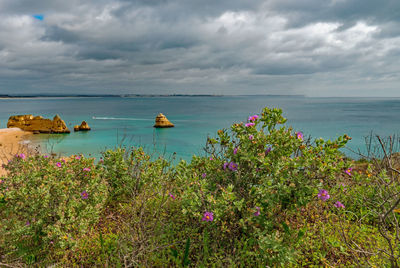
0;0;399;96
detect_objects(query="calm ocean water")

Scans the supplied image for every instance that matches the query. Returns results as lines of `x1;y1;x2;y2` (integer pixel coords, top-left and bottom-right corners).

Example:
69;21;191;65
0;95;399;160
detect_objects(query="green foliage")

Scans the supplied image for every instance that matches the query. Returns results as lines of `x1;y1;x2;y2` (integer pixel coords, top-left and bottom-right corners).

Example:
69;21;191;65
6;106;396;267
0;155;108;262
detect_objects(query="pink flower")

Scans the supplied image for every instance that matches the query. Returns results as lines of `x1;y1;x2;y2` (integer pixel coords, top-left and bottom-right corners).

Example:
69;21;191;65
202;211;214;222
16;153;26;159
43;155;49;158
296;131;304;140
83;167;91;172
254;206;261;216
233;147;238;155
56;162;62;168
81;190;88;200
209;157;213;161
249;135;254;140
169;193;175;200
334;201;345;208
345;167;352;176
318;189;330;201
245;122;255;127
75;155;81;160
248;115;259;122
202;173;206;178
61;159;66;163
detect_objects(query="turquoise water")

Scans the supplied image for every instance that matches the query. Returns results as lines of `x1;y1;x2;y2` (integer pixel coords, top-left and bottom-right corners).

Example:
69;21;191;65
0;96;399;160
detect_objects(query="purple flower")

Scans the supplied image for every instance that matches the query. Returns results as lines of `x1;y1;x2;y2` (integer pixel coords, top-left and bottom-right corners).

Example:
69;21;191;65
202;173;206;178
245;122;255;127
17;153;26;159
83;167;91;172
25;220;30;226
81;190;89;200
61;159;66;163
249;135;254;140
233;147;238;155
56;162;62;168
43;155;49;158
169;193;176;200
228;162;238;171
265;147;272;156
345;167;352;176
334;201;345;208
202;211;214;222
254;206;261;216
296;131;304;140
318;189;330;201
248;115;259;122
223;162;229;170
209;157;213;161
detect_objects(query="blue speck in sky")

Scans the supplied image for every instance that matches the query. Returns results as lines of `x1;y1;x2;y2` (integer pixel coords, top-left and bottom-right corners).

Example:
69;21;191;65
33;14;44;21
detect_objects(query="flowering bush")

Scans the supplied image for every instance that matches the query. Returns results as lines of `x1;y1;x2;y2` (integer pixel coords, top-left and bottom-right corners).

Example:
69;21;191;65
176;107;350;265
0;155;108;261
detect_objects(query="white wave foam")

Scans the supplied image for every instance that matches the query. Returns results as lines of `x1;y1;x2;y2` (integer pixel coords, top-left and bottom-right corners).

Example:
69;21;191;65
92;116;152;121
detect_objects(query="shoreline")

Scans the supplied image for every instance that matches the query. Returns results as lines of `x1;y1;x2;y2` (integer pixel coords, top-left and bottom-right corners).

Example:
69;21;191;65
0;128;33;176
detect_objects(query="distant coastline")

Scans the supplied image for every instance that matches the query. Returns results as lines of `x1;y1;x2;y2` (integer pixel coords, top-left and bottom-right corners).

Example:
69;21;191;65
0;94;304;99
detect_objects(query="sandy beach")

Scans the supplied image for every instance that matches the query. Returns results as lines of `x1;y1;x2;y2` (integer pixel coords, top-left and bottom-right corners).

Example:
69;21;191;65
0;128;32;176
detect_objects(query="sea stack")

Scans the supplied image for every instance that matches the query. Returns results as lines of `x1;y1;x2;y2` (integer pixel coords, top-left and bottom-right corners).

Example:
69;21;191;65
7;114;70;134
154;113;174;128
74;121;91;131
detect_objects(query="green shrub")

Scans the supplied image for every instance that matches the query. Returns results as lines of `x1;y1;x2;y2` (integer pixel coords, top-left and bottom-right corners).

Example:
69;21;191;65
0;154;108;263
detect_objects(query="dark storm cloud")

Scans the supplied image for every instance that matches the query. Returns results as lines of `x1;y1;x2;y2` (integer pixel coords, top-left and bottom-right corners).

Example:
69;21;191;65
0;0;399;96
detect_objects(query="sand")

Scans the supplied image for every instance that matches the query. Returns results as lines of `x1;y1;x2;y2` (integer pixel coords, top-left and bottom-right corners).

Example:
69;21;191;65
0;128;32;176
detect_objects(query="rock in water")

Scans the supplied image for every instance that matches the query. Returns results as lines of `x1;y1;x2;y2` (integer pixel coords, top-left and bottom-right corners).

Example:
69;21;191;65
7;114;70;134
74;121;91;131
153;113;174;128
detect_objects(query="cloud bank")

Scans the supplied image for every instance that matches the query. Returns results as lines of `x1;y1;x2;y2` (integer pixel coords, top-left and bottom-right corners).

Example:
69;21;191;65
0;0;399;96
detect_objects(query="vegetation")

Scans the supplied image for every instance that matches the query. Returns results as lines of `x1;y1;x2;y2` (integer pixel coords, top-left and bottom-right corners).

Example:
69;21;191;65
0;107;399;267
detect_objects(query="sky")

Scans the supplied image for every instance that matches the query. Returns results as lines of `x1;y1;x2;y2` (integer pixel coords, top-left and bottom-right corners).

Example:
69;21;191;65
0;0;399;96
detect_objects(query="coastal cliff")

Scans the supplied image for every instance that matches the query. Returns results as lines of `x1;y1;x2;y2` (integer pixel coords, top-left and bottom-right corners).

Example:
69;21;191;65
154;113;174;128
7;114;70;133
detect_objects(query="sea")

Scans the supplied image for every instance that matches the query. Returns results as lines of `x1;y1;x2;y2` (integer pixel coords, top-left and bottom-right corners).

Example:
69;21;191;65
1;95;399;161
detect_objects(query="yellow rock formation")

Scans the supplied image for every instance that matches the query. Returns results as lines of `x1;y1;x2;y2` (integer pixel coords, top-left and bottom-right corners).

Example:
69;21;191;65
74;121;91;131
153;113;174;128
7;114;70;133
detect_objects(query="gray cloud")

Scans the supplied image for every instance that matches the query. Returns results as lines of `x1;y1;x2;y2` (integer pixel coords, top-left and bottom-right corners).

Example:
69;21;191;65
0;0;399;96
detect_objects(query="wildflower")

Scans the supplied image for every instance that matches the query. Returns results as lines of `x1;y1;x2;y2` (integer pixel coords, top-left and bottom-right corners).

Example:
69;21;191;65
318;189;330;201
223;162;229;170
334;201;345;208
62;159;66;163
228;162;238;171
249;135;254;140
265;147;272;156
75;155;81;160
245;122;255;127
202;173;207;178
43;155;49;158
169;193;176;200
345;167;352;176
56;162;62;168
202;211;214;222
254;206;261;216
296;131;304;140
209;157;213;161
233;147;238;155
248;115;259;122
83;167;91;172
25;220;30;226
16;153;26;159
81;190;88;199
